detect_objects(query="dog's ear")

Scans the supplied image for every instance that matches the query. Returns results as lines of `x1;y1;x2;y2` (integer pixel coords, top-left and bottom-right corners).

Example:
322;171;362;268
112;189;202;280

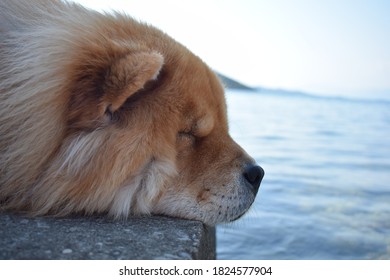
102;51;164;115
68;50;164;130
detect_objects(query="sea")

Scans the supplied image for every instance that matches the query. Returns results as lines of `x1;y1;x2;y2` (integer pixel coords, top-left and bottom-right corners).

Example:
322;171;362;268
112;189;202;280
217;89;390;260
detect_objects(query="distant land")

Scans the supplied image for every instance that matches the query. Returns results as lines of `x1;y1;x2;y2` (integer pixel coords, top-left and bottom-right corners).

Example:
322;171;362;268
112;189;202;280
217;72;311;96
217;73;390;102
217;73;254;91
217;72;316;98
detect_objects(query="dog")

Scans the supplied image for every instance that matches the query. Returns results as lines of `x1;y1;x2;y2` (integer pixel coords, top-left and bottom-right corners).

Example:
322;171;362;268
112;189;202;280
0;0;264;225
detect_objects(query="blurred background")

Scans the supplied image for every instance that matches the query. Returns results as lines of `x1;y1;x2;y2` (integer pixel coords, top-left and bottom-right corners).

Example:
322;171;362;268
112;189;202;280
74;0;390;259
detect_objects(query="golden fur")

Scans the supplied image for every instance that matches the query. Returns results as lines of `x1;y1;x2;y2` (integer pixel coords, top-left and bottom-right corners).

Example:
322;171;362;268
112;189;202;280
0;0;264;225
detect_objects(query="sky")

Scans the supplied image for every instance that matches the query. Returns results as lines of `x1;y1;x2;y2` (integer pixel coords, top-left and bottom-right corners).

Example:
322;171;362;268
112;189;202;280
73;0;390;99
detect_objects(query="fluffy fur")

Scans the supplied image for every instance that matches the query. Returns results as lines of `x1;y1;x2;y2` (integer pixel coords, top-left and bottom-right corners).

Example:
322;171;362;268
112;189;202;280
0;0;264;225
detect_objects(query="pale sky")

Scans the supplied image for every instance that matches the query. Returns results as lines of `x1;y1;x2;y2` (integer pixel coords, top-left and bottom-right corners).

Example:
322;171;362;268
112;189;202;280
74;0;390;99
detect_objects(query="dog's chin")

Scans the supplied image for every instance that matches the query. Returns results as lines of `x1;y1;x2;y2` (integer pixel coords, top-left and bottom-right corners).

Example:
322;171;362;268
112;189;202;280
152;185;257;226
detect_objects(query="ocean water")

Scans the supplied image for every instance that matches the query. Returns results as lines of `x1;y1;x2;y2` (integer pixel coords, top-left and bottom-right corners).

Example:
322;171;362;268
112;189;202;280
217;89;390;259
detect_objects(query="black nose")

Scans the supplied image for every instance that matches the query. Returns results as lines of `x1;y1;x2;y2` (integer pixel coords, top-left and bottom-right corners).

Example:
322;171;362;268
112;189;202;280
243;165;264;194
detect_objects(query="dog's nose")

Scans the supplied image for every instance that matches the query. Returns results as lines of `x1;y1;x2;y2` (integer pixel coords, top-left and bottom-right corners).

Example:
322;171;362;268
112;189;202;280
243;165;264;195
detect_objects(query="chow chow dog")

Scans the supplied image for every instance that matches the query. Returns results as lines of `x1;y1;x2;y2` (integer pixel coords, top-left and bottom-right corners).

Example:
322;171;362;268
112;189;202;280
0;0;264;225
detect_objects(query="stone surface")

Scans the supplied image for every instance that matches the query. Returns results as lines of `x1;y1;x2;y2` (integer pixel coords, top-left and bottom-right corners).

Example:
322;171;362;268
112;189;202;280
0;213;215;260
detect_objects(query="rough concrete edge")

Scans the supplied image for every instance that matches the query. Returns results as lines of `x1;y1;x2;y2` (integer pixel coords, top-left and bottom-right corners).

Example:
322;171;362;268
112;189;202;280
0;213;216;260
197;225;216;260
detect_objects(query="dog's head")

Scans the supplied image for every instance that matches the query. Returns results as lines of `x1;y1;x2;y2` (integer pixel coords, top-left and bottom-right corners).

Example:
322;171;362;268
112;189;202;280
145;53;265;225
24;14;264;225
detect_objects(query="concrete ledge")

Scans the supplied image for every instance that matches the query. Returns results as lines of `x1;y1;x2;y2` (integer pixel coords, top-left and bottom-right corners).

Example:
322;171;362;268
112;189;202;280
0;213;215;260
